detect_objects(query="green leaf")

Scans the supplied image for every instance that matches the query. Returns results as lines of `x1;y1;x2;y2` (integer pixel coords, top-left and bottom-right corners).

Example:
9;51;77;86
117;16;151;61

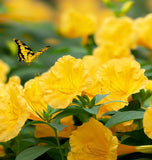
100;100;127;106
132;89;152;105
48;108;63;117
15;146;51;160
94;93;109;104
105;111;144;128
77;95;87;107
24;121;48;128
84;105;101;115
51;105;94;131
102;111;117;116
121;129;152;145
89;96;96;107
50;120;67;132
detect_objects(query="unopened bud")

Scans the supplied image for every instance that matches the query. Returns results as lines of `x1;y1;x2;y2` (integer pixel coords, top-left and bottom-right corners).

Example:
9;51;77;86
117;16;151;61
102;0;111;4
121;1;133;15
136;145;152;154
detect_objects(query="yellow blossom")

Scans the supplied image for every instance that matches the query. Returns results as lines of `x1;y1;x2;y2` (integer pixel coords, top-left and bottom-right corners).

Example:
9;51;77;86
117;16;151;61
24;76;76;138
0;76;29;142
93;43;134;62
35;116;76;138
82;55;101;79
24;76;47;120
110;120;137;133
143;106;152;139
145;80;152;91
83;43;133;79
57;8;97;40
56;0;113;43
134;14;152;50
82;44;134;96
95;17;138;49
67;118;118;160
39;55;93;109
0;59;9;83
1;0;52;22
96;58;148;117
82;55;103;96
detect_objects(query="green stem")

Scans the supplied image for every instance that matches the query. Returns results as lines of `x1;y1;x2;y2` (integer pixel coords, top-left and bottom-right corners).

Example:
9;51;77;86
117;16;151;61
54;128;64;160
47;124;64;160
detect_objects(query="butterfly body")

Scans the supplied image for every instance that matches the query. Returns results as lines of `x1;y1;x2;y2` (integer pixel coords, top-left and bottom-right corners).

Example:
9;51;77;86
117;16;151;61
13;39;50;65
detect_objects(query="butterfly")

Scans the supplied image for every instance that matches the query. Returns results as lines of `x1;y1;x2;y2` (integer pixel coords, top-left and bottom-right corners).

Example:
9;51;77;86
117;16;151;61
13;38;50;65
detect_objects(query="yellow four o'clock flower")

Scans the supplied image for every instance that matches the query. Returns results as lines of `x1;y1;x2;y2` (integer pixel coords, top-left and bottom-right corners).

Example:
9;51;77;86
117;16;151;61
110;120;137;133
39;55;93;109
95;58;148;117
56;0;113;44
68;118;118;160
24;76;77;138
1;0;53;22
93;43;134;62
135;14;152;50
143;98;152;139
82;43;134;96
0;76;29;142
95;16;138;49
0;60;9;83
24;76;47;120
57;9;97;40
145;80;152;91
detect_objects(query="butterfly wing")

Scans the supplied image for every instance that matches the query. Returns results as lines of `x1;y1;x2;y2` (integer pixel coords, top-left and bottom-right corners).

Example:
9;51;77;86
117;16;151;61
31;46;50;61
14;38;50;64
13;38;34;63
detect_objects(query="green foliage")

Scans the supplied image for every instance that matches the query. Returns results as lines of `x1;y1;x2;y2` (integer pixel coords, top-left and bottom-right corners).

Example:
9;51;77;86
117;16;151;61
132;89;152;107
15;145;51;160
105;111;144;128
1;1;152;159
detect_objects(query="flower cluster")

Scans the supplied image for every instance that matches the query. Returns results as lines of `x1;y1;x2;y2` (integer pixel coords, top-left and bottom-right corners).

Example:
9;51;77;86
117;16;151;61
1;0;152;159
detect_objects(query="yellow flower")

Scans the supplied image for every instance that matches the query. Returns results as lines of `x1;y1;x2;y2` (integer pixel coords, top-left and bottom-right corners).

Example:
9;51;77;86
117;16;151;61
82;55;101;79
82;44;134;96
93;43;134;62
68;118;118;160
35;116;76;138
0;76;29;142
56;0;113;43
110;120;137;133
39;55;93;108
24;76;47;120
145;80;152;91
0;59;9;83
24;76;76;138
1;0;52;22
57;8;97;39
95;17;138;49
135;14;152;50
96;58;148;116
143;106;152;139
83;43;133;79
